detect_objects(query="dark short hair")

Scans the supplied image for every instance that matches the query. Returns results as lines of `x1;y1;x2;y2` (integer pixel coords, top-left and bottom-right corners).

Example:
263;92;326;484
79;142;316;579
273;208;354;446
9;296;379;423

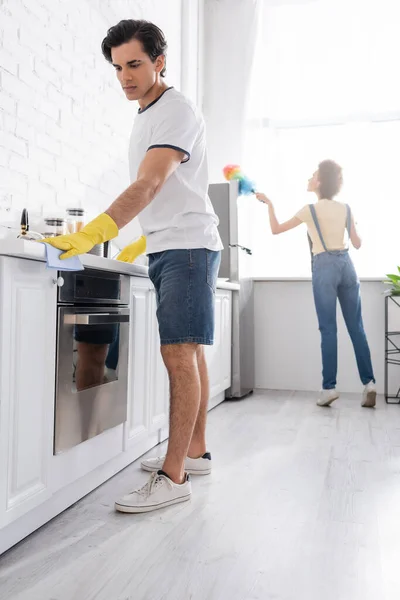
318;160;343;199
101;19;167;77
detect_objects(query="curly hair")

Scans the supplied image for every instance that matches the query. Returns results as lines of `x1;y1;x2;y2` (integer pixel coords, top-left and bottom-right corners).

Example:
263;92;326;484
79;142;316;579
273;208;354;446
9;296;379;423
317;160;343;199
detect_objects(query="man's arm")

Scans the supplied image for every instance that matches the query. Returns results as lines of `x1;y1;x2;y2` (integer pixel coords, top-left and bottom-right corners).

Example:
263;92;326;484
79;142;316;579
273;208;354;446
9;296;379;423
40;147;185;259
106;147;185;229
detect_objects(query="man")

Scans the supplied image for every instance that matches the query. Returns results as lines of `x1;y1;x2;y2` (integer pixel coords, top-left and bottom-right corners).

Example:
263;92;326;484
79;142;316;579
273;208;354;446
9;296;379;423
43;19;223;513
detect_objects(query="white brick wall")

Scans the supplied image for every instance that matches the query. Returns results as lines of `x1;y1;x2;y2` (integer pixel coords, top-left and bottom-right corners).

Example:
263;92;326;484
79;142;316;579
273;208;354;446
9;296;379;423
0;0;183;240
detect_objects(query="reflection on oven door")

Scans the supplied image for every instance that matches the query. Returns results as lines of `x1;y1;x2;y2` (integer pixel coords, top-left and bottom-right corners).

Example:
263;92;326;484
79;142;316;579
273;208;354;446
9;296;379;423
55;308;129;453
73;323;120;391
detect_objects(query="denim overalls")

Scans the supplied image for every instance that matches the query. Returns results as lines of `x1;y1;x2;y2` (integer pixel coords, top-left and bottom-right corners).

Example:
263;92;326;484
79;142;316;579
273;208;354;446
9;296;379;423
308;204;375;390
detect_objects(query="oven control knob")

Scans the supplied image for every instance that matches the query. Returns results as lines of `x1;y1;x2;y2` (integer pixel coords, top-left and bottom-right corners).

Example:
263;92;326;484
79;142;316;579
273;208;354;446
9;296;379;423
53;276;64;287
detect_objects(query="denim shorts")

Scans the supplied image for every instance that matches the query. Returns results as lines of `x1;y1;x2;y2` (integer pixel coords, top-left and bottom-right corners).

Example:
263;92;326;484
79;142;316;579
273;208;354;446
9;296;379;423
148;249;221;346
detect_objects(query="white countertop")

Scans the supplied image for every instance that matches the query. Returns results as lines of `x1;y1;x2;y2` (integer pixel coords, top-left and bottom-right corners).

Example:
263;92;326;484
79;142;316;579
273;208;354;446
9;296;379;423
0;239;240;290
0;238;149;277
252;276;385;283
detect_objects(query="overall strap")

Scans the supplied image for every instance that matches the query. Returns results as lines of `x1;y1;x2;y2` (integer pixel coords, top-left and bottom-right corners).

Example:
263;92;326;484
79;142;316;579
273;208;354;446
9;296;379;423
307;232;313;256
309;204;328;253
345;204;351;239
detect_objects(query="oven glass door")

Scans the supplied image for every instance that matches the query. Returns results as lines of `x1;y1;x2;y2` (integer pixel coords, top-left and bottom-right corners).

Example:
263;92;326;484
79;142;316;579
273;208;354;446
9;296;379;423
55;307;130;454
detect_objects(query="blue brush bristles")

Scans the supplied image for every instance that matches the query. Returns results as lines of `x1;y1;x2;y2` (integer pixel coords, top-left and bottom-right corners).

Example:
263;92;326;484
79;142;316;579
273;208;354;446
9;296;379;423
238;176;256;196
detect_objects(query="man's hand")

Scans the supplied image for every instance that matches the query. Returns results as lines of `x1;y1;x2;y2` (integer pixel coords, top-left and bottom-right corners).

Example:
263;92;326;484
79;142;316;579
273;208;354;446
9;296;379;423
117;236;147;263
42;231;97;260
41;213;118;259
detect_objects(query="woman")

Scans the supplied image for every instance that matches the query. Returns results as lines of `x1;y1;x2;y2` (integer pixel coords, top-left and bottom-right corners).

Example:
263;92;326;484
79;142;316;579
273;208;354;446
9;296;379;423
256;159;376;408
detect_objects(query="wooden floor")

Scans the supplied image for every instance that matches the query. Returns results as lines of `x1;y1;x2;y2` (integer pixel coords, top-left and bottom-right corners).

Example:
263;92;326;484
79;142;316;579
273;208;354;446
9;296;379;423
1;390;400;600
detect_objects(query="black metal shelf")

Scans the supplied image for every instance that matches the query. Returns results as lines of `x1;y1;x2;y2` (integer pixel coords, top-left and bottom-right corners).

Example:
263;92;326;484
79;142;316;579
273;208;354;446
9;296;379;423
385;294;400;403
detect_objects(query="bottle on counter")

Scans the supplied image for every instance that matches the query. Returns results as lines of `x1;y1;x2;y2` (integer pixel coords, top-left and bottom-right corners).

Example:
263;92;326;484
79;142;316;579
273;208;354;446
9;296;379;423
43;217;66;237
66;208;85;234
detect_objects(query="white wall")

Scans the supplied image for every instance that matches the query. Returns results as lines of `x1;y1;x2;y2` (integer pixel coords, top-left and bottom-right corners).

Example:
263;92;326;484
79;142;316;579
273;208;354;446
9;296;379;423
254;279;389;395
202;0;261;183
180;0;203;107
0;0;185;243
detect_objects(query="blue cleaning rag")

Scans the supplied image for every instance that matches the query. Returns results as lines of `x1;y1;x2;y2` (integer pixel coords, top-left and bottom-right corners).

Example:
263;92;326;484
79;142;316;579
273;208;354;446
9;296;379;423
44;243;84;271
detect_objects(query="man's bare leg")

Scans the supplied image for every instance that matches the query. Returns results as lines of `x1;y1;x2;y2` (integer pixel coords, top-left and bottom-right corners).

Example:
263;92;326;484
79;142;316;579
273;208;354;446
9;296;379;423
187;345;209;458
161;343;201;484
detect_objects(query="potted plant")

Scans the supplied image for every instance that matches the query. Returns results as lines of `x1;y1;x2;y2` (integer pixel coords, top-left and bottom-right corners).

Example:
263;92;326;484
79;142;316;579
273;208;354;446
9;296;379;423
385;268;400;296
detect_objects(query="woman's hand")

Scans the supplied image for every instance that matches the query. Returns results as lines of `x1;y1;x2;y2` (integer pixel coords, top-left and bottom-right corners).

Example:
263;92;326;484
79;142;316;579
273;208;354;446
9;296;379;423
256;192;272;206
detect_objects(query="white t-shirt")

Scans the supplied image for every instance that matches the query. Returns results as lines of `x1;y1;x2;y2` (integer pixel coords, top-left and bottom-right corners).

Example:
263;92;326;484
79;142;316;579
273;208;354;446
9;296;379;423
128;87;223;254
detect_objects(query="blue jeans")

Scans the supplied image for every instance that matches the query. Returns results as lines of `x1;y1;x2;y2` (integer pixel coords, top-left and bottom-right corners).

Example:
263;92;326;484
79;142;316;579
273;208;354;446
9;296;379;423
312;251;375;390
148;249;221;345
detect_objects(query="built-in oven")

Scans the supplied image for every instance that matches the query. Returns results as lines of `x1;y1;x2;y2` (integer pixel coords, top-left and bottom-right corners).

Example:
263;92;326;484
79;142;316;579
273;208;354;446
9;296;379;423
54;268;130;454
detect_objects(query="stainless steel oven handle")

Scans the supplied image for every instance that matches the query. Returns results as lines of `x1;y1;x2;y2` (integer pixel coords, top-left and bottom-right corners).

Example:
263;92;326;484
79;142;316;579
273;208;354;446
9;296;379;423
64;313;130;325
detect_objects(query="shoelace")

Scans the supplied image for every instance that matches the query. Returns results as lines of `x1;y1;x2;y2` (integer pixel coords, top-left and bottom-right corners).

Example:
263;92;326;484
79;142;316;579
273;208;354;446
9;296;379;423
135;473;173;499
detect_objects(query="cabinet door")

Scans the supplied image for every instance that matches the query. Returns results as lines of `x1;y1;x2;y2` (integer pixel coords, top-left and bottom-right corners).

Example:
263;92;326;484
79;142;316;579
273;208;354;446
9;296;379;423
148;290;169;433
221;291;232;390
125;283;153;449
205;291;224;398
205;290;232;401
126;283;168;452
0;258;57;526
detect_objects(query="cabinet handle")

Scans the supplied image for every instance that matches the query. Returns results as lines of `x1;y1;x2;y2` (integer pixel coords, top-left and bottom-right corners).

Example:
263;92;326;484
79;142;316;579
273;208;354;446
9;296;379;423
53;276;64;287
64;313;130;325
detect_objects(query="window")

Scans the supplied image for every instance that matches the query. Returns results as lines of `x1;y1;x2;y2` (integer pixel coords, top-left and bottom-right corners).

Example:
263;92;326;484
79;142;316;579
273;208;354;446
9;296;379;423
244;0;400;277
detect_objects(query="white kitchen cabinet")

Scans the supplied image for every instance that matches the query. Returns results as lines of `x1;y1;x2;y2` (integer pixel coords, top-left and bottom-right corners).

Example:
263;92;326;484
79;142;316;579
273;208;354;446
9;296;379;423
205;289;232;402
220;291;232;391
0;257;57;527
126;279;153;450
125;281;169;456
148;290;169;434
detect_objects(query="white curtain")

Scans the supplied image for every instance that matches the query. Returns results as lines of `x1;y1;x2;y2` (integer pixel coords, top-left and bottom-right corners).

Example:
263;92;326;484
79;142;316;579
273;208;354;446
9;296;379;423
203;0;262;182
243;0;400;277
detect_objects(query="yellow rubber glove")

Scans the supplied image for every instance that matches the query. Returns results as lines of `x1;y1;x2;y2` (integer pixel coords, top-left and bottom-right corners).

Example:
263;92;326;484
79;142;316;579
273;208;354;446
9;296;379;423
42;213;119;259
116;235;147;263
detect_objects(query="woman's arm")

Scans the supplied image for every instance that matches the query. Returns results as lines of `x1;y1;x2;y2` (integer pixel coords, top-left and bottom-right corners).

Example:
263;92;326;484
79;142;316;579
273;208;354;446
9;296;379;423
350;215;362;249
256;193;302;235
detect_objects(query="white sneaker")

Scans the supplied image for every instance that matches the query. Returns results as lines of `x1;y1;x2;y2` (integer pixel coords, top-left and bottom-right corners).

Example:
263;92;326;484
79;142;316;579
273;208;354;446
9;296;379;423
317;389;339;407
141;452;212;476
115;471;192;514
362;381;377;408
